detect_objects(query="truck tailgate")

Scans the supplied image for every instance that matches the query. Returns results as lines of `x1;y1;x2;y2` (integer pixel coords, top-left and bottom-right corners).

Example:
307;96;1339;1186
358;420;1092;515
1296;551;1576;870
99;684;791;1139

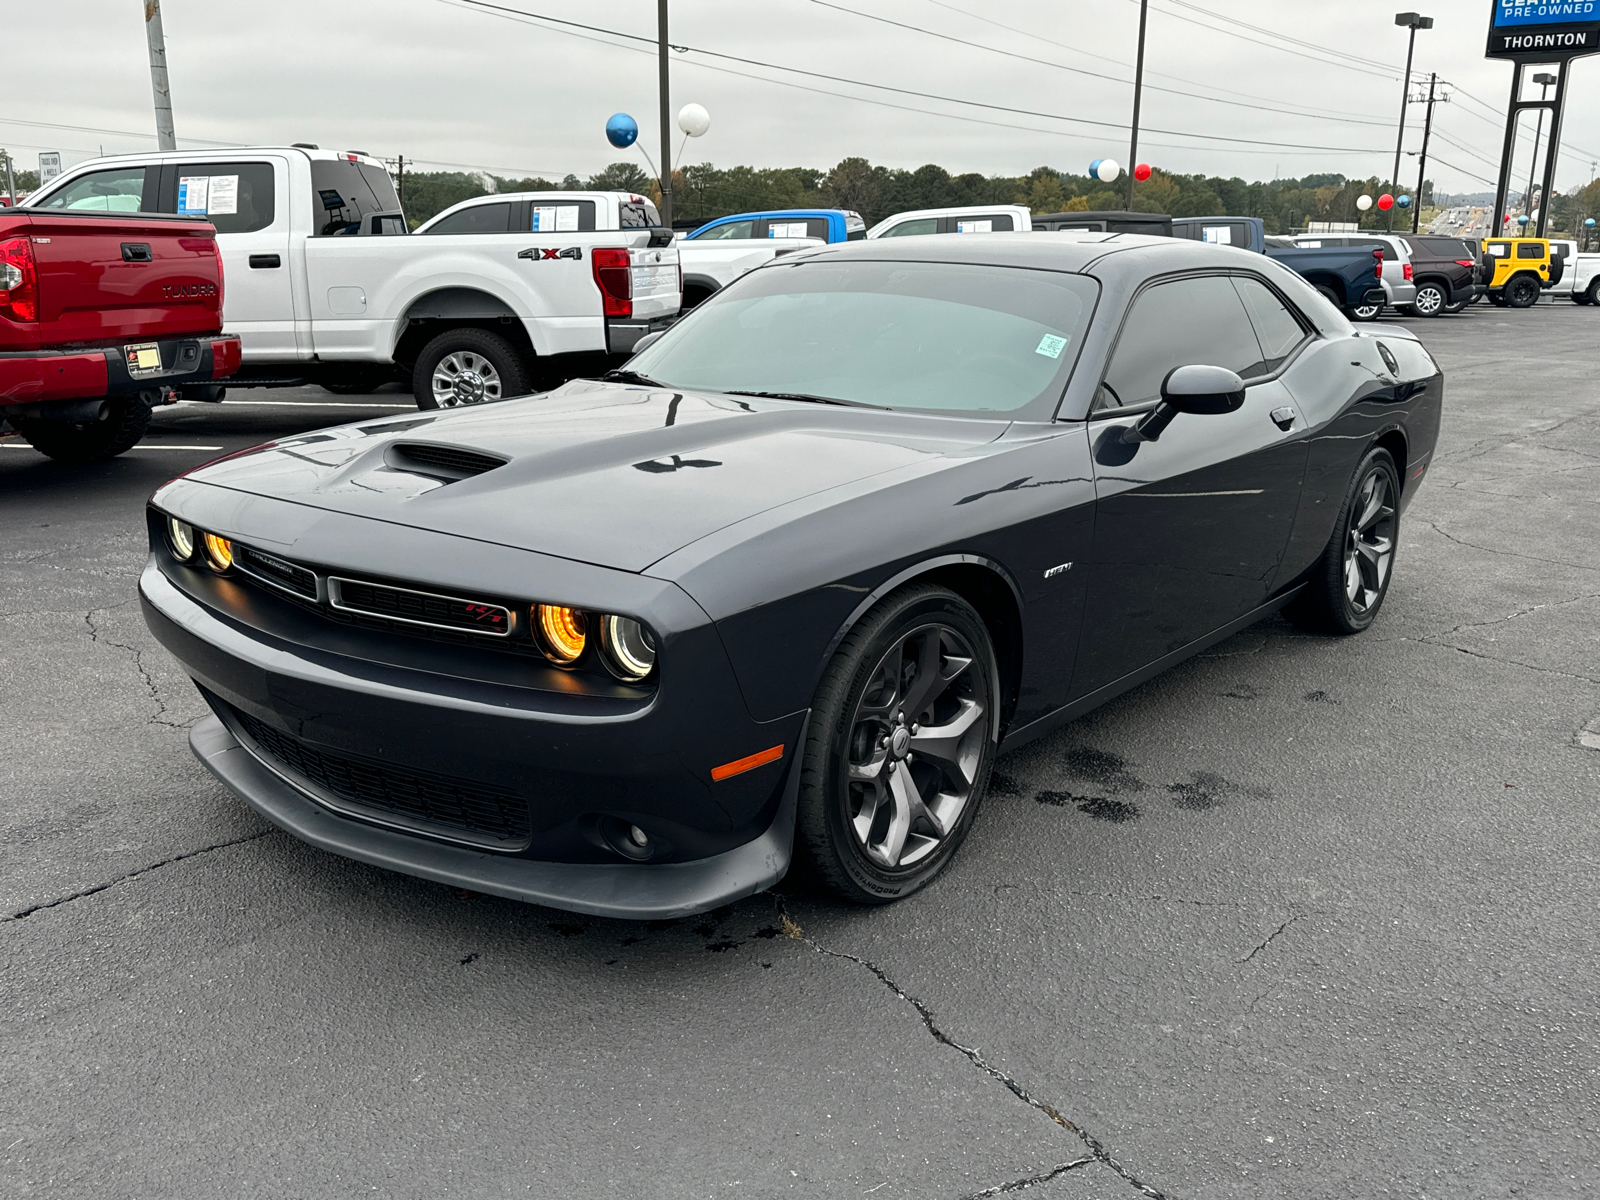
630;241;680;320
5;211;224;351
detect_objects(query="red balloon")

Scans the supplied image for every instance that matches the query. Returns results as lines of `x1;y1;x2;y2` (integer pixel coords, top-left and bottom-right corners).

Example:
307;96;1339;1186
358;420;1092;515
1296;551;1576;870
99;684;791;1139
1134;162;1152;181
1377;193;1395;211
1503;214;1513;223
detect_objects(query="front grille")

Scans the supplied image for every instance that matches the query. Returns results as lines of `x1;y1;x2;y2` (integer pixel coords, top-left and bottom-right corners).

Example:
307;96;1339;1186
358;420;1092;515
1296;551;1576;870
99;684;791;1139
228;703;531;846
330;577;512;636
388;442;506;480
234;544;318;599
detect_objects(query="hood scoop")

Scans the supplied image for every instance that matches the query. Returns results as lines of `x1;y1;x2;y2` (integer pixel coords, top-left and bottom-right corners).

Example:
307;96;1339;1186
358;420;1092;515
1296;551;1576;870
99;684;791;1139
385;442;508;482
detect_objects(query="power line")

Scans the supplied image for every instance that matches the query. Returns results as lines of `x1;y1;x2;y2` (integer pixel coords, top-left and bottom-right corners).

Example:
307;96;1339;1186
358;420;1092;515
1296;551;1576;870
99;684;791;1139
448;0;1389;154
1162;0;1381;71
1125;0;1401;82
810;0;1395;128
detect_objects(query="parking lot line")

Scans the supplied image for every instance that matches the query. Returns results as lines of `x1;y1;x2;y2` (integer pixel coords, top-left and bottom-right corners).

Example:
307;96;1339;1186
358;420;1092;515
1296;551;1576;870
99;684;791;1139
173;400;415;409
1;443;225;451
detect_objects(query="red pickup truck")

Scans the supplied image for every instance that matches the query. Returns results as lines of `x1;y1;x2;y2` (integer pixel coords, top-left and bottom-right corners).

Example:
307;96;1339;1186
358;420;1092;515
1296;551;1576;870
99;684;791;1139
0;209;240;462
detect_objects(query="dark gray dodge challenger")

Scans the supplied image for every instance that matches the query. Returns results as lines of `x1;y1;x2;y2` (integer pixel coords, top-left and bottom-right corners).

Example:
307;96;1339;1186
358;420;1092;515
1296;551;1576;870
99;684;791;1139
140;233;1442;918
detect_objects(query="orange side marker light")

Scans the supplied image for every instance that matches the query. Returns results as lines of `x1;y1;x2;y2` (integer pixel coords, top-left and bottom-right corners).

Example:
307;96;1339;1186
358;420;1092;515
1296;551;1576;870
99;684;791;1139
711;744;785;782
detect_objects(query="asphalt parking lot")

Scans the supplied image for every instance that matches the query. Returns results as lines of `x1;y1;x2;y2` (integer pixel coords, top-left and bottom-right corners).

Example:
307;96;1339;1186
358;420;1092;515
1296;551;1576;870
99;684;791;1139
4;306;1598;1200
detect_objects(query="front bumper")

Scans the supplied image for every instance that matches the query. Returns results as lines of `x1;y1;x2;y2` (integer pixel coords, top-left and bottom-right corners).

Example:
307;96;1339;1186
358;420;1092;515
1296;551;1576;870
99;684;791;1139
0;335;240;408
189;712;801;920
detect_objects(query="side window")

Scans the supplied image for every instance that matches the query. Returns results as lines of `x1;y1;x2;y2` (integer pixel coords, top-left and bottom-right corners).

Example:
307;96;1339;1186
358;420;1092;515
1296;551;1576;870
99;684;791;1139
693;219;755;240
1197;222;1246;246
953;214;1013;233
33;167;151;213
173;162;276;233
766;219;826;239
529;200;595;232
309;159;401;235
619;200;659;228
1231;278;1309;376
1517;242;1544;259
426;202;511;234
879;218;938;238
1097;276;1264;411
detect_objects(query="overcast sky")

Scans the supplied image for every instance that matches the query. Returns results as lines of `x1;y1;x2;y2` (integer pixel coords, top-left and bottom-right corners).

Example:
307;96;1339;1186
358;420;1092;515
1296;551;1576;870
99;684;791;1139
8;0;1599;196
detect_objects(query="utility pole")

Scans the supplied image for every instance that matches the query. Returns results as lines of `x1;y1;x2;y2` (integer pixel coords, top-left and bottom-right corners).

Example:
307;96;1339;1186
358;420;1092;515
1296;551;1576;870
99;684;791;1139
1;151;16;207
1125;0;1149;211
1390;12;1433;230
396;154;405;205
1412;73;1438;234
657;0;673;229
1525;71;1557;224
143;0;177;151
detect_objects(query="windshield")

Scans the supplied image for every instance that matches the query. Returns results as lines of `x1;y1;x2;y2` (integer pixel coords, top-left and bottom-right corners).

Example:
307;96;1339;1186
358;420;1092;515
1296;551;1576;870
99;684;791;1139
627;259;1098;418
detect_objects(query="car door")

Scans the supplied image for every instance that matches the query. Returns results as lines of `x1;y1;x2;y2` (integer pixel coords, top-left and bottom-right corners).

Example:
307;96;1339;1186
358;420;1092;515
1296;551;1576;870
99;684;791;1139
1072;273;1312;696
160;159;294;360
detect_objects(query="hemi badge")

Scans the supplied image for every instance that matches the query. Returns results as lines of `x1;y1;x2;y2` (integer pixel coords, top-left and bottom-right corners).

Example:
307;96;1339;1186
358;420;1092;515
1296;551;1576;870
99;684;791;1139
1044;562;1073;579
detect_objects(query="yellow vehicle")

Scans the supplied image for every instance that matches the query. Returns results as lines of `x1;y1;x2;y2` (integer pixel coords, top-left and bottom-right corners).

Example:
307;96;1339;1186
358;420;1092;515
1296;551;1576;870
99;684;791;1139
1483;237;1561;308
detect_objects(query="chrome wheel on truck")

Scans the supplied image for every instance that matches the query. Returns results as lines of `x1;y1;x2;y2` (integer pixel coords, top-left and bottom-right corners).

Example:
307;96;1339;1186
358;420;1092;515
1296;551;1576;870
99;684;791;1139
412;328;529;411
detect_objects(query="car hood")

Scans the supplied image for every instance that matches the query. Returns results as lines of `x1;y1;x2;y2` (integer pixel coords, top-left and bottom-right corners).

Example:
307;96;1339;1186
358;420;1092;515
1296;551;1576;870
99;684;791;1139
183;381;1009;572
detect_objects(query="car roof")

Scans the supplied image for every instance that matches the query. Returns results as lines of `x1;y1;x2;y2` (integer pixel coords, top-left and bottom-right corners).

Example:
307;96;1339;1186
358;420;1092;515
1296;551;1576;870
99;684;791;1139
773;230;1274;279
700;209;849;223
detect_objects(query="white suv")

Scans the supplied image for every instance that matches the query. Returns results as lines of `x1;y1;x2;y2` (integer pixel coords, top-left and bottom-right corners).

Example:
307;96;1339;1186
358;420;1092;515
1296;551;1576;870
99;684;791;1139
1291;232;1418;318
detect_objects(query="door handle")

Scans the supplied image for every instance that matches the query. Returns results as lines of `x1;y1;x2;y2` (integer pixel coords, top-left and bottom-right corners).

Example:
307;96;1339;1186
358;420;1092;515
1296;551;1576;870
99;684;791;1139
1269;406;1297;431
121;243;152;262
249;254;281;269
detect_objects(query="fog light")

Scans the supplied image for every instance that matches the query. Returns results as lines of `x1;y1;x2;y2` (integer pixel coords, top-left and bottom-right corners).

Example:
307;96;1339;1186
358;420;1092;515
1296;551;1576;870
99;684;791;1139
166;516;196;561
535;604;587;664
202;532;233;572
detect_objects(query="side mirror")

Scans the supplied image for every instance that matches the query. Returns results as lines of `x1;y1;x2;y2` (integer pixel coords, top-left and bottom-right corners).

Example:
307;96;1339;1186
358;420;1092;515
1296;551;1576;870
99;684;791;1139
1125;364;1246;443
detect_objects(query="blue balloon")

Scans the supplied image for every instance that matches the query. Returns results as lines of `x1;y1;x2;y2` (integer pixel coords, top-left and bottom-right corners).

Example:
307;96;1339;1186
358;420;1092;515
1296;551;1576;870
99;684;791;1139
1587;218;1596;228
605;113;639;149
1397;195;1411;208
1088;159;1103;180
1517;214;1530;225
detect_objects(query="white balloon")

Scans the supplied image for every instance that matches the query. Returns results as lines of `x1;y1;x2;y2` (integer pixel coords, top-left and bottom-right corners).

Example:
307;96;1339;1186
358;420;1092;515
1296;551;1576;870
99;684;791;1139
677;103;711;137
1096;159;1121;183
1356;194;1374;211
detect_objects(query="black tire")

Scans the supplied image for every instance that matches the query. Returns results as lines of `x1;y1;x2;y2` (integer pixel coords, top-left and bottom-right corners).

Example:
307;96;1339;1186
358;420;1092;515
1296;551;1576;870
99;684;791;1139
1411;281;1447;317
681;284;718;310
1505;276;1541;309
411;328;528;411
12;399;151;463
1442;298;1469;314
791;584;999;905
1286;447;1400;636
1489;292;1508;307
1313;285;1341;310
1586;279;1600;307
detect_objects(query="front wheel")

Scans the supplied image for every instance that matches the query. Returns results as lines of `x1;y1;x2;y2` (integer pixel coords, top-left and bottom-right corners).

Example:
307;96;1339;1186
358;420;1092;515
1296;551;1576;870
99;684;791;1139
12;399;151;463
1411;281;1447;317
1586;279;1600;307
792;584;999;904
1286;447;1400;636
411;328;528;410
1505;277;1541;308
1347;301;1383;321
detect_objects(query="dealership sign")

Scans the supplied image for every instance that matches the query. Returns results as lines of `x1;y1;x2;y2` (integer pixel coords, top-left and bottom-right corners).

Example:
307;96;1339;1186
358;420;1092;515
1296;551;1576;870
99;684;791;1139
1488;1;1600;57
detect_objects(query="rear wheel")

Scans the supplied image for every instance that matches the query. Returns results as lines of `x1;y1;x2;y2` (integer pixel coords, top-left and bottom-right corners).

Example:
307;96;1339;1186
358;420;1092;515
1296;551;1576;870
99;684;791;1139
1505;276;1541;308
412;328;528;410
1347;301;1383;321
12;398;151;463
1586;279;1600;306
1314;285;1341;310
1286;447;1400;636
1411;281;1447;317
1442;298;1469;314
792;584;998;905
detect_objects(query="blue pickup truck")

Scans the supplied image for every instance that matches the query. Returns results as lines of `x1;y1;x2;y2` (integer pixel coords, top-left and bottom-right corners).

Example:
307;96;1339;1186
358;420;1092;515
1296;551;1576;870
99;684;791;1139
1170;216;1387;320
685;208;867;243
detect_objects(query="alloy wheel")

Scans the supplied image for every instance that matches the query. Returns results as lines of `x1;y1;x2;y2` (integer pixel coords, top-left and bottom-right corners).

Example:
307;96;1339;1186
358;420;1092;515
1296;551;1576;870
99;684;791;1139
1344;467;1397;614
1413;284;1445;316
842;623;990;870
431;351;503;407
1351;303;1382;321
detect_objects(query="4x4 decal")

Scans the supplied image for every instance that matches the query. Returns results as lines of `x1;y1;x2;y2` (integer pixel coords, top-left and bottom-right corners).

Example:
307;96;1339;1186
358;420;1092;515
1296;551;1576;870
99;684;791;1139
517;246;584;261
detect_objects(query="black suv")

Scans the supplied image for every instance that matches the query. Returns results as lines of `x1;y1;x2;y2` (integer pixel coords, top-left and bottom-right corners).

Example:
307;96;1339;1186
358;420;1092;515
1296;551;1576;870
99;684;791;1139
1399;234;1484;317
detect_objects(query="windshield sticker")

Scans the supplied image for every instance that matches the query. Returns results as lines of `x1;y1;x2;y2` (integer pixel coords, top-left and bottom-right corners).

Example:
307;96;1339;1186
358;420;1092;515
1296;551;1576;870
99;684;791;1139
1202;225;1232;245
207;175;239;216
957;219;994;234
1035;333;1068;359
177;176;209;215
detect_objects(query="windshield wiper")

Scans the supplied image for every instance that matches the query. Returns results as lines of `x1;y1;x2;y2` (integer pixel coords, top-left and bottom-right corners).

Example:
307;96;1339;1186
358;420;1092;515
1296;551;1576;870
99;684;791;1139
601;369;672;387
723;389;865;407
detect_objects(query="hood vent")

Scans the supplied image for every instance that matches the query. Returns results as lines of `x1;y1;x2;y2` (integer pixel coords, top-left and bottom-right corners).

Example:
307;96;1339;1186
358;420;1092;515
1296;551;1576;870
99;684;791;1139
386;442;508;482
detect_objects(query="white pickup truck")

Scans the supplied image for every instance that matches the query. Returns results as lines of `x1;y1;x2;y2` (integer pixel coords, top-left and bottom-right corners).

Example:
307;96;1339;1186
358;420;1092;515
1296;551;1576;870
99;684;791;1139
417;191;819;310
1547;240;1600;305
22;147;680;409
865;204;1034;238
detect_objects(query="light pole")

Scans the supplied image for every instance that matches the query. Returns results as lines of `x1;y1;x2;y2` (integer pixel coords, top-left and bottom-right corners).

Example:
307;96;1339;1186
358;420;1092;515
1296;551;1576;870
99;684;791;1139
1125;0;1149;211
657;0;673;229
1390;12;1433;230
1524;71;1557;226
142;0;177;151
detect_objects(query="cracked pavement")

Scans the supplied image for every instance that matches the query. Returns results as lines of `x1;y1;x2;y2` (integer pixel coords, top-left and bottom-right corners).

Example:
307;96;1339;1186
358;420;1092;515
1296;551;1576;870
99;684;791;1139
3;308;1599;1198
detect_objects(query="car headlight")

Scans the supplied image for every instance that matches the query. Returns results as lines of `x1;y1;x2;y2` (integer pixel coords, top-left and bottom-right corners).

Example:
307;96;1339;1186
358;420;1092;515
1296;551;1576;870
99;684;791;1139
599;615;657;682
165;516;197;562
535;604;587;664
202;532;234;572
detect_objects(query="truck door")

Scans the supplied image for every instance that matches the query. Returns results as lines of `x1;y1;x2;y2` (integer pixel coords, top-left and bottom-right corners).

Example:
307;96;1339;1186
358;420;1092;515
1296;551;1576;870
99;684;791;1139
160;159;294;361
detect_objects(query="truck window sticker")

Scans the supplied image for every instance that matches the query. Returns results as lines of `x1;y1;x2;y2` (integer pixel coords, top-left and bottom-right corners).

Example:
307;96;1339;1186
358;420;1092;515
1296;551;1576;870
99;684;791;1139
957;219;994;234
1203;226;1232;245
207;175;239;216
769;221;810;238
178;176;210;215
